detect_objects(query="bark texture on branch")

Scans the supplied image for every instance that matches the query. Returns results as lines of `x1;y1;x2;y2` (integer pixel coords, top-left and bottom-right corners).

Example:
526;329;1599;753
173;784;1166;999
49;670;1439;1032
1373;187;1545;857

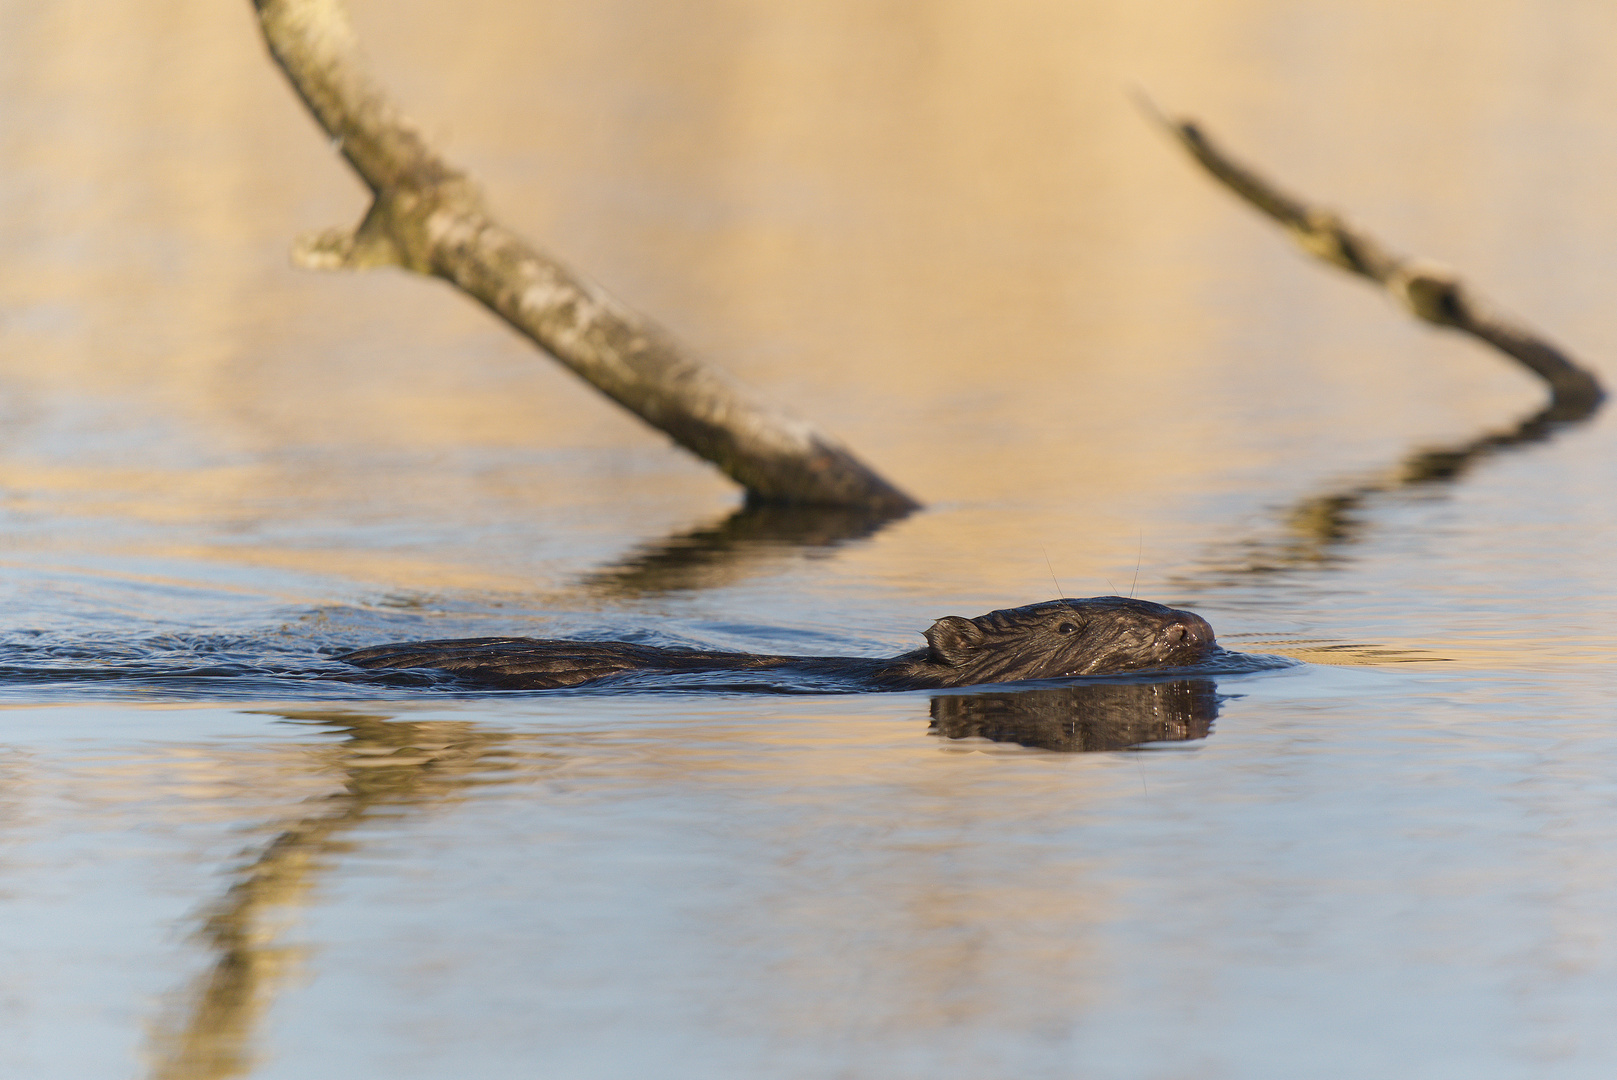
251;0;918;513
1142;98;1605;411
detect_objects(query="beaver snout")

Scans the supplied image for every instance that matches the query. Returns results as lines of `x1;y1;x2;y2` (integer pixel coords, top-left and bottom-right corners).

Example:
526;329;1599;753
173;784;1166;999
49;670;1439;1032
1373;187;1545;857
1147;612;1216;668
1160;613;1215;650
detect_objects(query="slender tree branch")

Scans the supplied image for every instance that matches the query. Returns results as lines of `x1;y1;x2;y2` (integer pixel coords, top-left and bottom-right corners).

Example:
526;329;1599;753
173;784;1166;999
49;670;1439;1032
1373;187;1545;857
1139;95;1605;410
251;0;918;512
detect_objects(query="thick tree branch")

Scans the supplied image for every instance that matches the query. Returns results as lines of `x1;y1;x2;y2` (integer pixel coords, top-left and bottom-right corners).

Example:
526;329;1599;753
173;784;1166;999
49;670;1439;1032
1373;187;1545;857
251;0;918;512
1140;96;1605;411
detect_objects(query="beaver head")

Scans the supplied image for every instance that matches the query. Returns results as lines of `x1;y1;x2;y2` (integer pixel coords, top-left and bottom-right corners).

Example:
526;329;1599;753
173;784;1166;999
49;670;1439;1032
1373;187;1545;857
917;596;1216;686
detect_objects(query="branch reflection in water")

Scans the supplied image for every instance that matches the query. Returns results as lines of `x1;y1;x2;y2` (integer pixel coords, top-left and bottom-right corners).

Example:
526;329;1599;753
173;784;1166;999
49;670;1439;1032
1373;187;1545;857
142;680;1212;1078
581;501;910;597
1185;390;1602;586
146;710;528;1080
928;679;1218;753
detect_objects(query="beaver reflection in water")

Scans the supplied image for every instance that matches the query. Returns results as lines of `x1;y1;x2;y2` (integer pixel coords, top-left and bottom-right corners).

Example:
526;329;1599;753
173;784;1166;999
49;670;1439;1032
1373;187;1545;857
338;596;1217;691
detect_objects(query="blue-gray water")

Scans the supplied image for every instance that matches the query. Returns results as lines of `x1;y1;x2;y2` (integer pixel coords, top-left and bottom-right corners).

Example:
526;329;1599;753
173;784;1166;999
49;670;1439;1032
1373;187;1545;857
4;1;1617;1077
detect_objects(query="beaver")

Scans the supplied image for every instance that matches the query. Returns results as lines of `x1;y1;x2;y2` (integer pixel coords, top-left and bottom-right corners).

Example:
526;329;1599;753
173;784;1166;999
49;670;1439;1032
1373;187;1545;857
336;596;1217;691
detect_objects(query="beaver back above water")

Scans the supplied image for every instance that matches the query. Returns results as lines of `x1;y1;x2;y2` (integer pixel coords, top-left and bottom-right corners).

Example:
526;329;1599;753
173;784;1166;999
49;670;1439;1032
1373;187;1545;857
337;596;1218;691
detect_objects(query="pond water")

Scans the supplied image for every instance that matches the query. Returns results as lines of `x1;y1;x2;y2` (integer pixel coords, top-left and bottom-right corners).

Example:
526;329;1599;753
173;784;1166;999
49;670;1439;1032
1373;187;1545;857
4;1;1617;1077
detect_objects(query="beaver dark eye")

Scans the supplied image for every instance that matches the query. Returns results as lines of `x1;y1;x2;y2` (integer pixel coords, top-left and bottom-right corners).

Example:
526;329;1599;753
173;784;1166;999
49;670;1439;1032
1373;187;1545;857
1056;622;1077;635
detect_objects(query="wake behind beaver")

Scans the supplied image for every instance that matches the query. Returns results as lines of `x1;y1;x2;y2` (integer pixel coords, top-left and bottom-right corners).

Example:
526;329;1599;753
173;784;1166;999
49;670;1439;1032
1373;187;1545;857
337;596;1222;691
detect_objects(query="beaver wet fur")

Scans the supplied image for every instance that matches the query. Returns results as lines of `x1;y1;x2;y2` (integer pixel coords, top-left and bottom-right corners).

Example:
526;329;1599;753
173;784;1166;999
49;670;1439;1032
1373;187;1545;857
338;596;1217;691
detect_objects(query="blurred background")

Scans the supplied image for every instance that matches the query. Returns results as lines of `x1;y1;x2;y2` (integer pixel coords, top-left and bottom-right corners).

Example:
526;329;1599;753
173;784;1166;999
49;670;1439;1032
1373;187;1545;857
4;0;1613;623
4;2;1617;1077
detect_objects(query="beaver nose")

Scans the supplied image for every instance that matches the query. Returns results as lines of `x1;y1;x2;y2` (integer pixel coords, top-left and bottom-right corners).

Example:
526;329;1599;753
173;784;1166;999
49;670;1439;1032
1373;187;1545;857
1160;614;1214;649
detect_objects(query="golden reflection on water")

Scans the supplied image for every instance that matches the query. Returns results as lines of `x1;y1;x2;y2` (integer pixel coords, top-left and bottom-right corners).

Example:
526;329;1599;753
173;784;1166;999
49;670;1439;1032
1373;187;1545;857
5;1;1617;1075
6;0;1613;602
120;685;1210;1078
144;711;529;1079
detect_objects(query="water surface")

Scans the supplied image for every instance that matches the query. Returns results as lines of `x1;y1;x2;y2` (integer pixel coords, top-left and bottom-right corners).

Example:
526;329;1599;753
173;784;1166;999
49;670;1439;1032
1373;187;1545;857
3;1;1617;1077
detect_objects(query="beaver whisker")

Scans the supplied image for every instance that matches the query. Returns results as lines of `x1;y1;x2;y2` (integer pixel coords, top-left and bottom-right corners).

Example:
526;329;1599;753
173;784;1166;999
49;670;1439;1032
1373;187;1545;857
1041;548;1068;599
1130;531;1143;598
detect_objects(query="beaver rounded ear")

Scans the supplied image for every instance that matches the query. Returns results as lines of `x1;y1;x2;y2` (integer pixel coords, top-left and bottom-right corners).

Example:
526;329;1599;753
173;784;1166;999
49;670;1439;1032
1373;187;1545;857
925;616;986;665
